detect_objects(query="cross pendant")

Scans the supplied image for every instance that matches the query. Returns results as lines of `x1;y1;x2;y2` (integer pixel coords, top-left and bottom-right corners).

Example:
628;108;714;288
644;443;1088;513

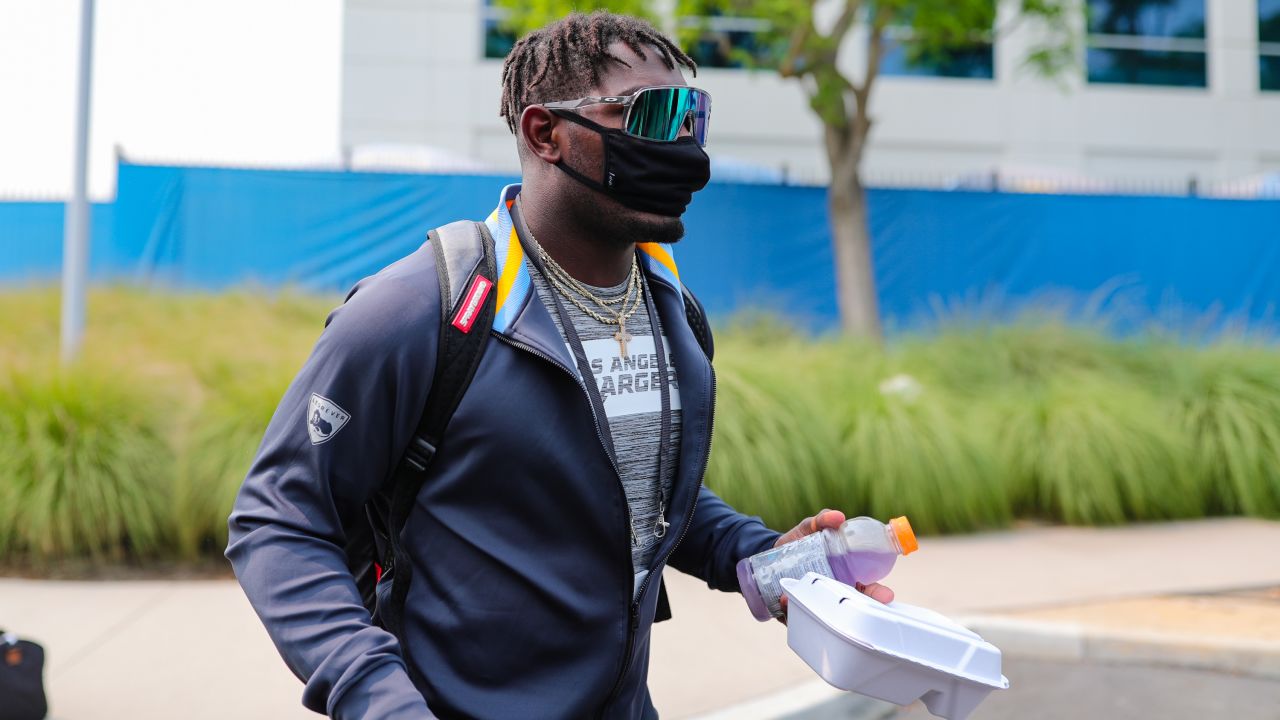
614;321;633;358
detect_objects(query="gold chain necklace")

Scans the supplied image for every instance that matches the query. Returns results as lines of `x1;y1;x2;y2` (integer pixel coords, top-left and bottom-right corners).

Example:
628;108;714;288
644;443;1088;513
529;229;645;358
544;255;634;308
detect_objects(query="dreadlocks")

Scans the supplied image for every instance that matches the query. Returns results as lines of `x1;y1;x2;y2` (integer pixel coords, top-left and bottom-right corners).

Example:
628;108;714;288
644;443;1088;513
499;11;697;135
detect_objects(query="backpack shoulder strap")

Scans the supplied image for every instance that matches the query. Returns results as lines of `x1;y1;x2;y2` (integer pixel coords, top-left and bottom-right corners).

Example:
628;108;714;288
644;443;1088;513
429;220;496;328
398;220;497;471
681;286;714;362
378;220;497;638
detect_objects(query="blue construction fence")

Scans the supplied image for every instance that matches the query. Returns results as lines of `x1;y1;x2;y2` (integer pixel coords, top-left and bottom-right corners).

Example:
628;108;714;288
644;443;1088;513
3;160;1280;332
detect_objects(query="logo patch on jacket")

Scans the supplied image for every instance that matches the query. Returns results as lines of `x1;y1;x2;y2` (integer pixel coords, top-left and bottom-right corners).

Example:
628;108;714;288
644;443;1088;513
307;393;351;445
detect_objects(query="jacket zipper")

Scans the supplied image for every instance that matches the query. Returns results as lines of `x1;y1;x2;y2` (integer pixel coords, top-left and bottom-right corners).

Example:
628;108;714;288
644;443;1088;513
597;362;717;718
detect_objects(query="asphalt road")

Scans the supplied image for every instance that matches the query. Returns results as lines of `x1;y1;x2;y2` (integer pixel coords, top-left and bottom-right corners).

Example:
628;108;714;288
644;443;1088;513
783;658;1280;720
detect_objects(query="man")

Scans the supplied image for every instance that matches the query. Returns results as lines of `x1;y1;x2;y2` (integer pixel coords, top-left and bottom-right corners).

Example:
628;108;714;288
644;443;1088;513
226;11;891;719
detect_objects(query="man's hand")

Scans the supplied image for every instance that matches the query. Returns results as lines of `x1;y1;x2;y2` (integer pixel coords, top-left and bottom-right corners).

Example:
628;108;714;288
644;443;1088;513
774;509;895;621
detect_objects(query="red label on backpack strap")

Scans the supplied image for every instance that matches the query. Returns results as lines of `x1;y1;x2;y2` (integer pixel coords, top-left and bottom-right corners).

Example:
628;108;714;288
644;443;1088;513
451;275;493;333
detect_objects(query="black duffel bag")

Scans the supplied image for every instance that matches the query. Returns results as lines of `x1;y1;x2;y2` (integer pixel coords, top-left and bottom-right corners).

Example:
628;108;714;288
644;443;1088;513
0;631;47;720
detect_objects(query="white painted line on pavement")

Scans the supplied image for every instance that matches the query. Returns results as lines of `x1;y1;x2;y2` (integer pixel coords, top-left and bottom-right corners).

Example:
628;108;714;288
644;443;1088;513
687;679;846;720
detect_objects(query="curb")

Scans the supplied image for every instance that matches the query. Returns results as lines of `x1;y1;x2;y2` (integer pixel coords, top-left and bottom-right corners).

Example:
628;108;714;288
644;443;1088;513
958;615;1280;682
689;616;1280;719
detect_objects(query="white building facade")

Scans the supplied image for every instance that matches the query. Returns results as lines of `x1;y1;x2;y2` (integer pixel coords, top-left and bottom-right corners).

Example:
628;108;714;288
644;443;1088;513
341;0;1280;190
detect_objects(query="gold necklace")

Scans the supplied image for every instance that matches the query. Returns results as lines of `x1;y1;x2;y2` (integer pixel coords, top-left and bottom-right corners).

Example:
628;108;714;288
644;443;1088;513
543;254;634;308
529;228;645;358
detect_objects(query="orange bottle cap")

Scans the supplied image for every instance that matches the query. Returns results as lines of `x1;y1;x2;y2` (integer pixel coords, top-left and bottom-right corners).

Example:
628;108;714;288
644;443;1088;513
890;516;918;555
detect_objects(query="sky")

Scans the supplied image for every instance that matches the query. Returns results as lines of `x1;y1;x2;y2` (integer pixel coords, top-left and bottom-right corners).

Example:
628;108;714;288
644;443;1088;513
0;0;342;200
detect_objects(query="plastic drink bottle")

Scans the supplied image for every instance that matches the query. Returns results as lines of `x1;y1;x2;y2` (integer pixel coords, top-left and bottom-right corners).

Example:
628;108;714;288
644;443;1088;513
737;515;918;621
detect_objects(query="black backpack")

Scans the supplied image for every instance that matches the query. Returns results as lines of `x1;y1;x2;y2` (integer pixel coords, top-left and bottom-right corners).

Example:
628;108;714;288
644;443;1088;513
343;220;715;639
0;630;47;720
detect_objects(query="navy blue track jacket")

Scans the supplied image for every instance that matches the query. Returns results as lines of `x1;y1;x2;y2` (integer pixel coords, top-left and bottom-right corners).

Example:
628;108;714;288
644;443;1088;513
225;184;781;719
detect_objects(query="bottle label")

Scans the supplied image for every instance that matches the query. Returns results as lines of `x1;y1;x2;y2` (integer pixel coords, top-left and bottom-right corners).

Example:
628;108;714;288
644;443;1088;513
749;532;834;619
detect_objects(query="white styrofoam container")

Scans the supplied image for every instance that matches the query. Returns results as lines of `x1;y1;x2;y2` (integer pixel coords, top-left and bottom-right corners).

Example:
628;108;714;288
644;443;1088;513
781;573;1009;720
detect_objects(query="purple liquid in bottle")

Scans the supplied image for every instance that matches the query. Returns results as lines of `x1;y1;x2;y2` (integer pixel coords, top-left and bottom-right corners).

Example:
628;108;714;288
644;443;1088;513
828;550;897;586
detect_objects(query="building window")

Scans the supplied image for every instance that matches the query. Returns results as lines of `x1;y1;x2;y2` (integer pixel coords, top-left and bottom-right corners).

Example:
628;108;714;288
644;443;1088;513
1262;0;1280;91
483;0;516;60
679;14;779;69
879;26;995;80
1086;0;1207;88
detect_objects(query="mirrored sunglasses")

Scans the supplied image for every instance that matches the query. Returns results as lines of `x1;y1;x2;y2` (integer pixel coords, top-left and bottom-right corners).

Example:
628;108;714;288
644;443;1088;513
543;86;712;146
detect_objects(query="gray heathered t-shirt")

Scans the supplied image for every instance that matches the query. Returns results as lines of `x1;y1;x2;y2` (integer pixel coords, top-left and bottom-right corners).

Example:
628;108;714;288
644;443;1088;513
528;261;682;598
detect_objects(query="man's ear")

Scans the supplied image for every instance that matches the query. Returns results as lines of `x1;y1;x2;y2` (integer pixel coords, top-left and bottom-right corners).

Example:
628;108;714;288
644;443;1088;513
519;105;563;165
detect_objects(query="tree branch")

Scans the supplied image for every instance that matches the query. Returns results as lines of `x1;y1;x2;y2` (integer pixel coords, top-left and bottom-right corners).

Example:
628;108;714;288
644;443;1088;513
830;0;862;43
859;3;891;101
839;1;891;171
778;12;814;78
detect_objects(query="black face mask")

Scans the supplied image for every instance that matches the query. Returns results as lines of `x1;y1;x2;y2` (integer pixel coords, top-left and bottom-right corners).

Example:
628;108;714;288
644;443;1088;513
550;110;711;217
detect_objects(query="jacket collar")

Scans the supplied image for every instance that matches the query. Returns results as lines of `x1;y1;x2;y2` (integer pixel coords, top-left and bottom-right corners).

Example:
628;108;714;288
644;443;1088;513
483;183;688;367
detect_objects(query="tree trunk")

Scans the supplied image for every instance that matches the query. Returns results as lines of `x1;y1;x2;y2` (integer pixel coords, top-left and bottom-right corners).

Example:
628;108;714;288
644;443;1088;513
825;128;882;339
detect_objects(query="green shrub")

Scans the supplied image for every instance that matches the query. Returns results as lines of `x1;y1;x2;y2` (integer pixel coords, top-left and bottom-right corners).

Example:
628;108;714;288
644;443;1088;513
707;337;1010;534
174;367;294;559
0;365;175;562
1177;346;1280;517
0;287;330;566
838;371;1011;535
706;338;851;529
3;287;1280;568
987;373;1202;525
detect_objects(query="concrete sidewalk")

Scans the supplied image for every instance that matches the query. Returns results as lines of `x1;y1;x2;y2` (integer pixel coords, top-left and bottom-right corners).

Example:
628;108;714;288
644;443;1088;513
4;518;1280;719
